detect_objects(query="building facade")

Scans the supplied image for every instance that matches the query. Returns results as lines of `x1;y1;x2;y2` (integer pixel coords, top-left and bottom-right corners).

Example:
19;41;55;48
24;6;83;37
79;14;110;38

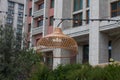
23;0;120;69
0;0;24;48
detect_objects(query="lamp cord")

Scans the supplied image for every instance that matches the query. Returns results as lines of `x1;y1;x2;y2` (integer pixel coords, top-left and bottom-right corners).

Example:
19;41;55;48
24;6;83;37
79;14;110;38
57;19;65;27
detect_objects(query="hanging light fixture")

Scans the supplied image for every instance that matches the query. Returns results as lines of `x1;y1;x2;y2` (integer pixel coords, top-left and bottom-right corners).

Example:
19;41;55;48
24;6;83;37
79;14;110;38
37;27;78;58
37;19;78;58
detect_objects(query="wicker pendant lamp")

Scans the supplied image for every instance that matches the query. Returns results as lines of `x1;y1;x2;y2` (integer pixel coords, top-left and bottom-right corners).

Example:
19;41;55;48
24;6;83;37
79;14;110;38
37;27;78;58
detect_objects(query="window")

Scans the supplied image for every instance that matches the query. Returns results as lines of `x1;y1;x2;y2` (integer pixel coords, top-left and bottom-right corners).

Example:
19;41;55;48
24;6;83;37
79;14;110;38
8;1;14;7
38;3;44;10
73;13;82;27
6;18;13;24
18;12;23;18
108;41;112;62
49;16;54;26
28;24;31;32
74;0;83;11
18;4;24;10
27;41;30;48
36;38;40;45
86;10;90;24
17;20;23;26
45;52;53;69
86;0;90;7
37;20;43;27
16;34;22;49
29;8;32;16
111;1;120;17
17;27;22;35
50;0;54;8
83;45;89;63
8;9;14;15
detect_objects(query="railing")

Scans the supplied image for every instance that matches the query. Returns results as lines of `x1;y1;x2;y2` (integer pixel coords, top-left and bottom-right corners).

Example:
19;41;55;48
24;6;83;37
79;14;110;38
32;26;43;35
34;0;39;3
33;9;44;18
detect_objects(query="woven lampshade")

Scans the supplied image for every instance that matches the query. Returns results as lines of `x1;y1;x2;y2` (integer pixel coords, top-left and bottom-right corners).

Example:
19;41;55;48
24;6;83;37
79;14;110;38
37;27;78;58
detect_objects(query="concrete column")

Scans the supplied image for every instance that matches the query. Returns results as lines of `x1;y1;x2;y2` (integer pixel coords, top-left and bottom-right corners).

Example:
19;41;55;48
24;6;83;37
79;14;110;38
54;0;63;28
54;0;72;29
76;46;83;64
53;0;72;69
99;33;109;63
21;0;27;48
53;49;61;69
13;4;18;30
89;0;100;65
89;32;109;65
89;0;109;65
61;49;71;64
53;49;71;69
30;0;34;47
43;0;50;36
0;0;8;27
82;0;87;25
112;39;120;61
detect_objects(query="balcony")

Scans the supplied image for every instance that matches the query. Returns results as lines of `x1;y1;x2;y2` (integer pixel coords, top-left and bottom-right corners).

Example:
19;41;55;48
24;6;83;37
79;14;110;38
32;26;43;35
33;9;44;18
34;0;39;3
99;16;120;31
63;25;89;37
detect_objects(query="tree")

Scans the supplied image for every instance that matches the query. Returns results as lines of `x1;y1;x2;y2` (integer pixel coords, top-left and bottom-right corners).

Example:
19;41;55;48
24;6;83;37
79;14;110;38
0;26;41;80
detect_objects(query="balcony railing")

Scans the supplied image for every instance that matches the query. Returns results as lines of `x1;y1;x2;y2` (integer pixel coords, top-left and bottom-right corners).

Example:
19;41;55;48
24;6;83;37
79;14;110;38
33;9;44;18
34;0;39;3
32;26;43;35
64;25;89;37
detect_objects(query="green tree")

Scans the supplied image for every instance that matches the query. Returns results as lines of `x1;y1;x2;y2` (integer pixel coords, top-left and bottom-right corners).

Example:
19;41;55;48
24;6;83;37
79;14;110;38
0;26;41;80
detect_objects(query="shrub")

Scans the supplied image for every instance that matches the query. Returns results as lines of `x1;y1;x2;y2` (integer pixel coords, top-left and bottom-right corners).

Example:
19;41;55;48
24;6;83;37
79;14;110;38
29;63;120;80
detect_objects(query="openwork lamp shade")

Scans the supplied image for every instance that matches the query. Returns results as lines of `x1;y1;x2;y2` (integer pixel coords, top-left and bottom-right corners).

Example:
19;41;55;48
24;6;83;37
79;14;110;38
37;27;78;58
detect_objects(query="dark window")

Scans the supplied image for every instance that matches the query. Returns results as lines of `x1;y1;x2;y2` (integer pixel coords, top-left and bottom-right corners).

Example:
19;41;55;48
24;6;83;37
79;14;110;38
108;41;112;62
36;38;40;45
6;18;13;24
86;10;90;24
73;13;82;27
45;52;53;69
49;16;54;26
83;45;89;64
28;24;31;32
27;41;30;48
86;0;90;7
37;20;43;27
18;4;24;10
111;1;120;17
8;9;14;15
16;34;22;49
29;8;32;16
74;0;83;11
38;3;44;10
17;20;23;26
8;1;14;7
50;0;54;8
17;27;22;35
18;12;23;18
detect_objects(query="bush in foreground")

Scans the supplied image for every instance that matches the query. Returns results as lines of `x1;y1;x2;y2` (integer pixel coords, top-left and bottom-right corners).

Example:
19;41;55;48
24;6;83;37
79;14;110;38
29;63;120;80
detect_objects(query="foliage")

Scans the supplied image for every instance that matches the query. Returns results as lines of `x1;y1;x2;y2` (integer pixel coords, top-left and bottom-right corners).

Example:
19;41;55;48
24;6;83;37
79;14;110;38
28;63;50;80
29;63;120;80
0;26;41;80
1;26;120;80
